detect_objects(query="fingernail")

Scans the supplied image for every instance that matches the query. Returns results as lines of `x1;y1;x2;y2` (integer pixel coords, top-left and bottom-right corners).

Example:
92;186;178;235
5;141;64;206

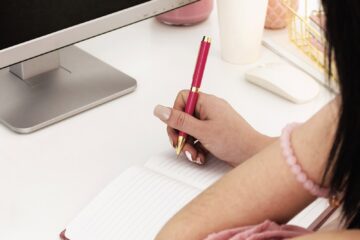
169;137;174;148
185;151;193;162
195;156;203;165
154;105;171;121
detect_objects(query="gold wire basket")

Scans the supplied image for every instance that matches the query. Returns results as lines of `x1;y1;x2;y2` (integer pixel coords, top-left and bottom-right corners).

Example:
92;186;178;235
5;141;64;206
281;0;326;70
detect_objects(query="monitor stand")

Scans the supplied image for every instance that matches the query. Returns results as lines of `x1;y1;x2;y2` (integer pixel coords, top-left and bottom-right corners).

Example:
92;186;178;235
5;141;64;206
0;46;137;134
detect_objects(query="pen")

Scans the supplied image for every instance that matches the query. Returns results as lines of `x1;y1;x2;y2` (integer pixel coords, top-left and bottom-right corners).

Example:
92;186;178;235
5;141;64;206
176;36;211;155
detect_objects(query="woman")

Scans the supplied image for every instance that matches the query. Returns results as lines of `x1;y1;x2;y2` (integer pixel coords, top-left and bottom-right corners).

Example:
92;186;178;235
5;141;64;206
153;0;360;239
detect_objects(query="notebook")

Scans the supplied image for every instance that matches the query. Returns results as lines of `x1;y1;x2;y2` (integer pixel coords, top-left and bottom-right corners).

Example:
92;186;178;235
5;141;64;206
60;151;331;240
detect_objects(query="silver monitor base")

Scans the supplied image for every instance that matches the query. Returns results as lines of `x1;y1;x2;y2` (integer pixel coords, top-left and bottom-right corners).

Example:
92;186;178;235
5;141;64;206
0;46;137;134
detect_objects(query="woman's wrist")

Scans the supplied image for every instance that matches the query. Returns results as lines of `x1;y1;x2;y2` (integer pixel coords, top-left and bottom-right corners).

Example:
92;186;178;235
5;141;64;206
248;132;277;159
229;129;277;167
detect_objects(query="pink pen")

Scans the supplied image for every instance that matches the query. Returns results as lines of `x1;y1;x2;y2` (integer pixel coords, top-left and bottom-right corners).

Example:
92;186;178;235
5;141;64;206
176;36;211;155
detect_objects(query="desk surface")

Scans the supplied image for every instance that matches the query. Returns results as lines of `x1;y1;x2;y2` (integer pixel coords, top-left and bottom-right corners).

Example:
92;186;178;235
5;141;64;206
0;9;333;240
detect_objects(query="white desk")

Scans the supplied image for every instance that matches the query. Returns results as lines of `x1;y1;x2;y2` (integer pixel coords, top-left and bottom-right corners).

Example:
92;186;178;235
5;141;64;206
0;9;333;240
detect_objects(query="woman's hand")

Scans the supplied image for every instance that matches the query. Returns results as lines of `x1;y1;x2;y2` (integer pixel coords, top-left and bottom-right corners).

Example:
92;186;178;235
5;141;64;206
154;90;274;166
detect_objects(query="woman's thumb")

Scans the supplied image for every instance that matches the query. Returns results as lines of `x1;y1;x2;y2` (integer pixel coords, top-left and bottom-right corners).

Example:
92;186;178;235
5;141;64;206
154;105;204;139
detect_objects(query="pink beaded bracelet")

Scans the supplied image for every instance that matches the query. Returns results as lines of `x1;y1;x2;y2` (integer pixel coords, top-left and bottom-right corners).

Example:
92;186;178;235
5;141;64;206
280;123;329;198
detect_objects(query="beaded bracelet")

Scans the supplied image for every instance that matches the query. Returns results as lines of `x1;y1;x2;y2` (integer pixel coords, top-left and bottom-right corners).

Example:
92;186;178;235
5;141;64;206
280;123;329;198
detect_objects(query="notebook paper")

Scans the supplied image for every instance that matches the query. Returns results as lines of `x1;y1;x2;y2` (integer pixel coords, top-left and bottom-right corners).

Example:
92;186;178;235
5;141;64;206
288;198;329;228
145;152;233;190
64;152;333;240
66;167;200;240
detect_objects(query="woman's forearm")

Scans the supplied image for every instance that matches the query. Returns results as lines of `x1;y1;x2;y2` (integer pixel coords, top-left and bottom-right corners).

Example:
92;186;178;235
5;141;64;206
156;140;316;240
156;100;338;240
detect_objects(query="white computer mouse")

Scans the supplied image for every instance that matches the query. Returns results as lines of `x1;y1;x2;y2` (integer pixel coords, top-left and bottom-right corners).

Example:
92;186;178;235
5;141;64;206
245;63;320;104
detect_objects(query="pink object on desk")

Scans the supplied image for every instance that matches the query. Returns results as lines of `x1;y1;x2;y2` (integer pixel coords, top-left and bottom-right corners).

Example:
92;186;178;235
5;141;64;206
156;0;213;26
265;0;299;29
265;0;288;29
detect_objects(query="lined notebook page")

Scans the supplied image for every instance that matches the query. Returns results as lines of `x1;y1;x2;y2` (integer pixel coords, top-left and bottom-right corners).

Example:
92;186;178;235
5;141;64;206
145;151;233;190
66;167;200;240
288;198;330;228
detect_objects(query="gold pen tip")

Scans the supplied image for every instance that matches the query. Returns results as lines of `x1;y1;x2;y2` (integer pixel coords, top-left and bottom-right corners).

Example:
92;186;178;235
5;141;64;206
176;147;182;156
175;136;186;156
202;36;212;43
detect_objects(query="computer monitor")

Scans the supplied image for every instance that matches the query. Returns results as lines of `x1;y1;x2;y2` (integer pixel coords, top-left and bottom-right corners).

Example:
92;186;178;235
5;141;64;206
0;0;196;133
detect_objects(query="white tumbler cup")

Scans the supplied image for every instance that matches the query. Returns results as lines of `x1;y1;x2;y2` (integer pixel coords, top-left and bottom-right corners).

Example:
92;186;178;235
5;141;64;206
217;0;269;64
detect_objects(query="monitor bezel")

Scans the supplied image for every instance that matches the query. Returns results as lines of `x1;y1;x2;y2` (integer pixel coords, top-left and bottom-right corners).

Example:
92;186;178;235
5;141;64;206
0;0;197;69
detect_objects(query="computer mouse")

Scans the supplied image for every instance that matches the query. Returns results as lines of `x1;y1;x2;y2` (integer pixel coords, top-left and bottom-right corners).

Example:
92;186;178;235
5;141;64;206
245;63;320;104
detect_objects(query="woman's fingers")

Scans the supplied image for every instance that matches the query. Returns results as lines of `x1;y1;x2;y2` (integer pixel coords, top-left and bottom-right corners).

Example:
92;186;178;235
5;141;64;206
167;126;177;148
182;138;204;165
194;141;208;164
167;126;207;165
194;140;209;155
154;105;206;141
173;90;189;111
155;90;214;165
179;136;208;165
182;138;200;164
173;90;210;120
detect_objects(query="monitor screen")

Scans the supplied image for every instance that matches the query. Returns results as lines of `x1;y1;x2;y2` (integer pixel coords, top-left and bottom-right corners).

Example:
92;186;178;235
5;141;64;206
0;0;150;51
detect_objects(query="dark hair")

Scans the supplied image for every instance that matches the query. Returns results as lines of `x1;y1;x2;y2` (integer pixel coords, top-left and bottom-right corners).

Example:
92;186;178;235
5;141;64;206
322;0;360;228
